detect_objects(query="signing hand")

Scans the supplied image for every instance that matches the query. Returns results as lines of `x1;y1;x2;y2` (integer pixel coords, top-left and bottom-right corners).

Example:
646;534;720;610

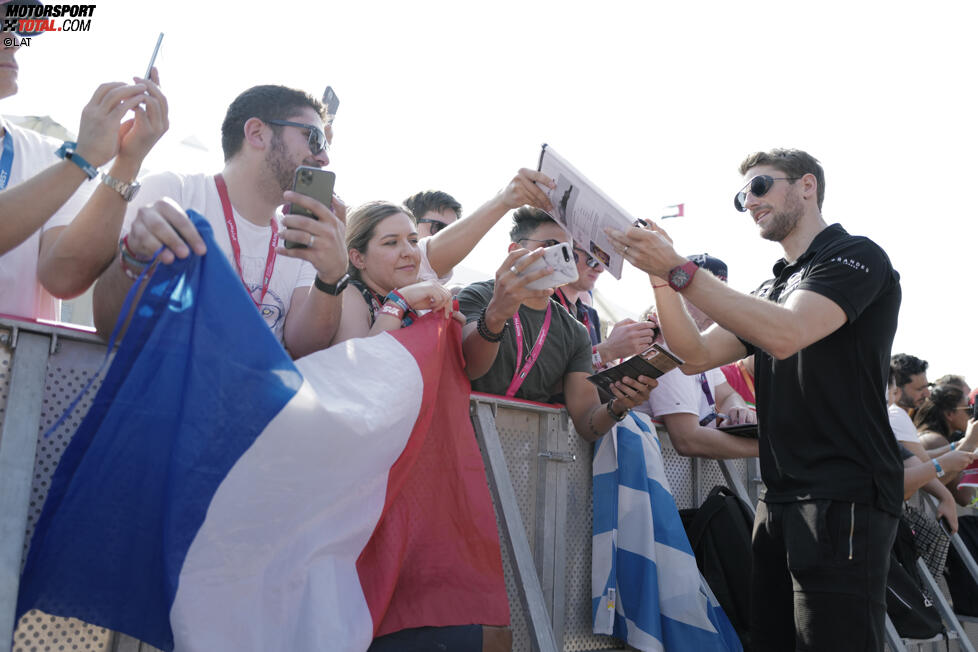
721;406;757;427
604;219;685;278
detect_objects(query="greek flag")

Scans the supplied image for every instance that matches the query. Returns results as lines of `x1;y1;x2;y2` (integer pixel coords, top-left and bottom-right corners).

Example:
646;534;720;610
592;412;742;651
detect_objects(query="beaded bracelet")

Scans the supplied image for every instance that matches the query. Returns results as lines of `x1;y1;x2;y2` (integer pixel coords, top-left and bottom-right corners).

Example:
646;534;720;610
476;306;506;342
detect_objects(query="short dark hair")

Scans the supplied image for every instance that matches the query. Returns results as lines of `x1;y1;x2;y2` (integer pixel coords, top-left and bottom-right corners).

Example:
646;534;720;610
890;353;929;388
403;191;462;223
221;85;325;162
738;148;825;210
509;206;556;243
913;384;965;438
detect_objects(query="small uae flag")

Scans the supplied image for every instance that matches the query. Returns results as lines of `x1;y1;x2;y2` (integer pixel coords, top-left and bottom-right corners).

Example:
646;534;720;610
661;203;685;219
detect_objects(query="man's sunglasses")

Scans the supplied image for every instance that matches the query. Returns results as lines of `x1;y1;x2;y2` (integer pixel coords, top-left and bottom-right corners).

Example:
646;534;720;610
417;218;449;235
733;175;799;212
266;119;329;156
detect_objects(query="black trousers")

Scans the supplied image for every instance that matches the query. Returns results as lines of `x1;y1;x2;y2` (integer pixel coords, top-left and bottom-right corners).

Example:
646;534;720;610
750;499;898;652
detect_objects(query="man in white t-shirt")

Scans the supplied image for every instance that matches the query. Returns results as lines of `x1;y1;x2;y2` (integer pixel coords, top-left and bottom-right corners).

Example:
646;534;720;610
638;254;758;459
92;85;348;358
0;17;166;321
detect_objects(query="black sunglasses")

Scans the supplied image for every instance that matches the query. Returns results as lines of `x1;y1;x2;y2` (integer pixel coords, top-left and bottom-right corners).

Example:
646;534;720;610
572;247;601;269
417;218;449;235
734;175;799;212
266;119;329;156
519;237;562;248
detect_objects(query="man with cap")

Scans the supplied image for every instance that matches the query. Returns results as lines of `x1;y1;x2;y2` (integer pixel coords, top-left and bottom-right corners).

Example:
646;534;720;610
0;5;166;319
637;254;758;459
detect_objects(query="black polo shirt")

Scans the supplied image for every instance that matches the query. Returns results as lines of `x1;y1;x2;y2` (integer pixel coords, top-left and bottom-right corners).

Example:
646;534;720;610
741;224;904;515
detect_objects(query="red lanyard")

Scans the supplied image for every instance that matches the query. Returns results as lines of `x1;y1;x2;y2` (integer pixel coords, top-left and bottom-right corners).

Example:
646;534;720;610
554;288;591;333
506;303;552;398
214;174;278;309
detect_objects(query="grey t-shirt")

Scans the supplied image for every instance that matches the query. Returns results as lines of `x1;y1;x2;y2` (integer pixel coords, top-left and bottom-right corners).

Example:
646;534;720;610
457;280;593;403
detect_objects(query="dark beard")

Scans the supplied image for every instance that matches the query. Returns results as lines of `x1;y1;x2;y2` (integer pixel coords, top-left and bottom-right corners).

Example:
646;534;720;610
265;134;295;194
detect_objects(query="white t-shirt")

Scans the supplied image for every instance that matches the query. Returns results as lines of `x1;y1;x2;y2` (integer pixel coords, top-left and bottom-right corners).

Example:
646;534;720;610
0;120;95;320
416;236;452;284
123;172;317;342
888;403;919;444
637;366;727;424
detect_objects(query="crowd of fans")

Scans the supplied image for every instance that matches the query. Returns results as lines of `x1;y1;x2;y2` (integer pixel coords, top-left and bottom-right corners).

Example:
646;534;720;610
3;28;977;651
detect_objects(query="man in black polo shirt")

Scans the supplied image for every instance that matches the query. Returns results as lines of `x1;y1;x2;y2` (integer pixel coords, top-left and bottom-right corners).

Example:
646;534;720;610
605;149;902;651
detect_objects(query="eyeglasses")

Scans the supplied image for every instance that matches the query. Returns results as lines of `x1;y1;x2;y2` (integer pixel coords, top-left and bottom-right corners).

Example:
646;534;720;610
572;247;601;269
417;218;449;235
265;119;329;156
734;175;799;212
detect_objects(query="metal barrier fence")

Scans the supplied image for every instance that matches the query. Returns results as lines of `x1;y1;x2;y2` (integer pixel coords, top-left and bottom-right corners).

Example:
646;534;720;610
4;316;972;651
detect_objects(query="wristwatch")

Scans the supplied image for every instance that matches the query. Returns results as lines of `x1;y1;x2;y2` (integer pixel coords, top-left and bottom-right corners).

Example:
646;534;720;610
606;400;627;422
314;273;350;296
101;173;141;202
667;260;699;292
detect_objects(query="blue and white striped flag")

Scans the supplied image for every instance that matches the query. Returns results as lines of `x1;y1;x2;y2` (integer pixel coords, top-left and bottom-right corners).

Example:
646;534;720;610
592;412;742;651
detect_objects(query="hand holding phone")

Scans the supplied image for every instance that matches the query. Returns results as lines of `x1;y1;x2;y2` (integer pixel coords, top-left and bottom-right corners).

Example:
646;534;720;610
519;242;578;291
284;166;337;249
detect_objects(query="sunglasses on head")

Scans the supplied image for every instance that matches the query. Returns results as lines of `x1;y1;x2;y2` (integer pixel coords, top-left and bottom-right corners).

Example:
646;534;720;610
266;119;329;156
733;175;799;212
417;218;448;235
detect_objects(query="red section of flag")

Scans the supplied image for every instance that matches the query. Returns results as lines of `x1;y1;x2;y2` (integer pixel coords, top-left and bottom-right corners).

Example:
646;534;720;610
357;314;509;636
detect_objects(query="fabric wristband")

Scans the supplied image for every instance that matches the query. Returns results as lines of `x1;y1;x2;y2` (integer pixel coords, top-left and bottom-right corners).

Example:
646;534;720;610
950;441;958;450
55;141;98;180
932;458;946;478
379;302;405;321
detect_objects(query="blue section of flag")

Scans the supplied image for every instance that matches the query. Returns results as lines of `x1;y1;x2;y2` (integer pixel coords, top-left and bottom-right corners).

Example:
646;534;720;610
592;413;742;652
16;211;302;651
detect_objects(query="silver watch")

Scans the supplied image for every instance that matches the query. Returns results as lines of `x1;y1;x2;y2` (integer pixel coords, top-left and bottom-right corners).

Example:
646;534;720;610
101;173;141;202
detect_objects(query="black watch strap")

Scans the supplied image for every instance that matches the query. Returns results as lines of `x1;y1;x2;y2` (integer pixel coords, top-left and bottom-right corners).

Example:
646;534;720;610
313;273;350;296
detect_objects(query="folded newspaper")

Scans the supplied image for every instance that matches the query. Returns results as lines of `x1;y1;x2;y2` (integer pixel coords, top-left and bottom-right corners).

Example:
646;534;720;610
536;144;640;279
587;344;683;394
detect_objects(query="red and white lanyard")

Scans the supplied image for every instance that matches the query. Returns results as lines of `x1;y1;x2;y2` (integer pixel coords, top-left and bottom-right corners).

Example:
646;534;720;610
214;174;278;309
505;303;552;398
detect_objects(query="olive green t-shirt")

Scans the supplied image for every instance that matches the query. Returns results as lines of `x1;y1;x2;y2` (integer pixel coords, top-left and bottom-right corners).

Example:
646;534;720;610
457;280;593;403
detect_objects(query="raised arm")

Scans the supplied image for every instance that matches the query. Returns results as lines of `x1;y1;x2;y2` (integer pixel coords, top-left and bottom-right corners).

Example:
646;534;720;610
424;169;554;278
2;80;150;257
606;223;847;366
39;73;168;298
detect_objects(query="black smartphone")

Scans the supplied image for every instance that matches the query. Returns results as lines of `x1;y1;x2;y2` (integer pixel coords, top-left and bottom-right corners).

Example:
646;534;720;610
284;166;336;249
322;86;339;125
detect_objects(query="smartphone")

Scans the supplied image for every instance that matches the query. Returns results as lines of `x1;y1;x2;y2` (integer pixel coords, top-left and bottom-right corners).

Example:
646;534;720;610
322;86;339;125
144;33;164;79
519;242;579;291
284;166;336;249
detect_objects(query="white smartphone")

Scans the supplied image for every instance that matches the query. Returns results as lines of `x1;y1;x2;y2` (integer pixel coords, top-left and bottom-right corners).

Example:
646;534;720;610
144;33;163;79
520;242;579;291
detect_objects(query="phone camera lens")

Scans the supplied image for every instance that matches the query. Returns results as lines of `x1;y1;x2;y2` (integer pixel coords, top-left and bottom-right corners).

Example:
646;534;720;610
562;247;570;262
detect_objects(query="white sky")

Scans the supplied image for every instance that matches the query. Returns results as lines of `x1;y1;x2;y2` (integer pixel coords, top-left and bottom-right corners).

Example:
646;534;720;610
5;0;976;380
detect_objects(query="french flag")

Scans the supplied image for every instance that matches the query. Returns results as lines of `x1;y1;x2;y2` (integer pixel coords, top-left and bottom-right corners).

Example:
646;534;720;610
16;212;509;651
